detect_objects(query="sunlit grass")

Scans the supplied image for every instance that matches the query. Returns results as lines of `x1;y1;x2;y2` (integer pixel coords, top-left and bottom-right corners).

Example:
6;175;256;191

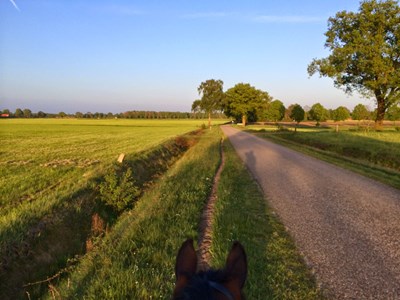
46;127;321;299
45;127;222;298
211;139;322;299
244;124;400;189
0;119;211;256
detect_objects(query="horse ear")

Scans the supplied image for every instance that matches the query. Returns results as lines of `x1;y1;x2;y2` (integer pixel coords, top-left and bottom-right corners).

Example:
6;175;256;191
224;241;247;288
173;239;197;298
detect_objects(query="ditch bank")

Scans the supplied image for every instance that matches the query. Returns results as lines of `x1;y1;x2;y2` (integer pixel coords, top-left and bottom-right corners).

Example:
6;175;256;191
0;130;203;300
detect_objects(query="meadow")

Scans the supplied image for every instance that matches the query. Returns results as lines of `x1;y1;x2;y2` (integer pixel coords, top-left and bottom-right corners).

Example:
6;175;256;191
245;124;400;189
0;118;218;298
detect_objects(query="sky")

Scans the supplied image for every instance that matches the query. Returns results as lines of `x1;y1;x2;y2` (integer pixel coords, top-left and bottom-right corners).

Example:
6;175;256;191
0;0;375;114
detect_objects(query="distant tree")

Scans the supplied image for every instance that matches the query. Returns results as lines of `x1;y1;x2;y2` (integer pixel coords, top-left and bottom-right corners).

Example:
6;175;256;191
37;111;47;118
106;112;114;119
308;0;400;127
352;104;370;121
15;108;22;117
58;112;67;118
290;104;305;132
22;109;32;118
75;112;83;118
332;106;350;122
284;104;294;121
385;104;400;125
309;103;329;125
191;99;202;115
194;79;225;128
264;100;285;122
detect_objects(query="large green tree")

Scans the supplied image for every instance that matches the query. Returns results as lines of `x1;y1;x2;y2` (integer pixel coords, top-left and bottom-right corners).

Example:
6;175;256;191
309;103;329;125
332;106;351;122
308;0;400;127
224;83;271;126
264;100;286;122
192;79;224;128
352;103;371;121
289;104;305;132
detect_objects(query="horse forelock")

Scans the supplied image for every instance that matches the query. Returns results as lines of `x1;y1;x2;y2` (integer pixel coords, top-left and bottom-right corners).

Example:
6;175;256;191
174;269;226;300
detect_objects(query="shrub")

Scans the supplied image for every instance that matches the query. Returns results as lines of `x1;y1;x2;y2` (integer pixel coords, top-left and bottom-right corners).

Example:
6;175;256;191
98;165;140;213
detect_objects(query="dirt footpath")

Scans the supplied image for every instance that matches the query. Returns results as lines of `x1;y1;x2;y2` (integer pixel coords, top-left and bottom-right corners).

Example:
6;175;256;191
222;126;400;299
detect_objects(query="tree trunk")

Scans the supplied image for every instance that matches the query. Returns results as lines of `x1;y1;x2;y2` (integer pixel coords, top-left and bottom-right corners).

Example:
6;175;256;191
208;112;211;129
242;115;246;126
375;94;386;129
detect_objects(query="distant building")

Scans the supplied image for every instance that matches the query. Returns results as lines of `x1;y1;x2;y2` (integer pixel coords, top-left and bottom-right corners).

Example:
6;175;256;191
0;114;10;118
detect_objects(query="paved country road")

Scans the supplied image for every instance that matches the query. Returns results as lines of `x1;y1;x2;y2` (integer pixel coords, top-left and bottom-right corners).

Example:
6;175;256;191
221;126;400;299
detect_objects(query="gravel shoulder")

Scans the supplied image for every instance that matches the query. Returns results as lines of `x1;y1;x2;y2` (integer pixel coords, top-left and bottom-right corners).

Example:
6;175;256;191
221;125;400;299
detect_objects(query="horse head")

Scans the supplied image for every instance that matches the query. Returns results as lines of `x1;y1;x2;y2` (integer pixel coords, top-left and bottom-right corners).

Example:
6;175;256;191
173;239;247;300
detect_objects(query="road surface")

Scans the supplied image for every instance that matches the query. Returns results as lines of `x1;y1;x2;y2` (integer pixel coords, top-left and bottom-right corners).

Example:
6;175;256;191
221;126;400;299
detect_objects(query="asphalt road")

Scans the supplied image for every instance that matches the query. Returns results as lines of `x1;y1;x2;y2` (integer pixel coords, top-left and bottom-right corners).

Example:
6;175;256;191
221;126;400;299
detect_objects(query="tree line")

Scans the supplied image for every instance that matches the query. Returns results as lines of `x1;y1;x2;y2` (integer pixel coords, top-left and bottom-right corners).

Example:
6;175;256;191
0;108;225;120
2;96;399;125
192;79;400;127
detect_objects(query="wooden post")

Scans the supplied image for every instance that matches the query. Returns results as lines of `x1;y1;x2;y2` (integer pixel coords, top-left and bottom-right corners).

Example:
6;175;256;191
117;153;125;163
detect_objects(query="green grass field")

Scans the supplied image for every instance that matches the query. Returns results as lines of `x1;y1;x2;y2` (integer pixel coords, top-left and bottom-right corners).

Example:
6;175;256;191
245;124;400;189
0;119;221;298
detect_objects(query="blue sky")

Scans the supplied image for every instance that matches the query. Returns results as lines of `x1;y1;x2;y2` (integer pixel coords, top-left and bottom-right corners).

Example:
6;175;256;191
0;0;373;114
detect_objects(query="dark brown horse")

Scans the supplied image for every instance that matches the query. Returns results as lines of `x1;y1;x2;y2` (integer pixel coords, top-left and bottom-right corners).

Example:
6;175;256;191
173;239;247;300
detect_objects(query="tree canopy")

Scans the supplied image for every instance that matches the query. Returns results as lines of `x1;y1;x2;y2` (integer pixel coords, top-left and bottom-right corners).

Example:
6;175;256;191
264;100;286;122
193;79;225;128
352;103;371;121
308;0;400;127
224;83;271;126
309;103;329;125
289;104;305;130
332;106;351;122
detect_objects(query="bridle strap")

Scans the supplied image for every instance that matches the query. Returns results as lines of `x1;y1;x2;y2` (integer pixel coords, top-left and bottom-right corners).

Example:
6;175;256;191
208;281;234;300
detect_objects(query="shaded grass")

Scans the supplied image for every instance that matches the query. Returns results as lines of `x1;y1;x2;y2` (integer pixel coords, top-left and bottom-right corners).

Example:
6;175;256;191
211;139;322;299
44;128;222;299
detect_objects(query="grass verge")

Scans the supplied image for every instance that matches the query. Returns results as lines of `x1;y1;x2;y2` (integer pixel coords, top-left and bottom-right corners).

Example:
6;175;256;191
245;127;400;190
43;128;222;299
211;138;322;299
